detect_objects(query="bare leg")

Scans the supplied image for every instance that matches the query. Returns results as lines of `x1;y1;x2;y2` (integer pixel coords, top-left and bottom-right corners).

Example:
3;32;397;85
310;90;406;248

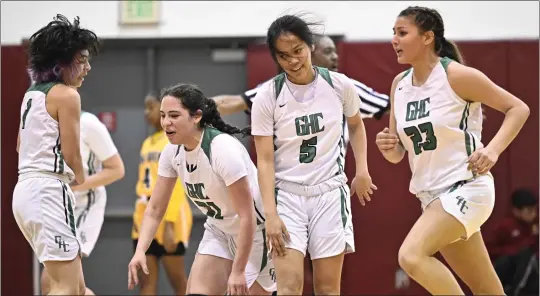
139;255;159;295
398;199;466;295
311;253;344;295
187;253;232;295
440;232;505;295
43;259;95;295
273;248;305;295
43;257;86;295
41;266;51;295
162;255;188;295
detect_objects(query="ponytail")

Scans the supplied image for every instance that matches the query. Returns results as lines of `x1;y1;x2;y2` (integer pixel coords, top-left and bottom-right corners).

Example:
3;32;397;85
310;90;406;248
439;37;465;64
160;83;251;137
200;97;251;137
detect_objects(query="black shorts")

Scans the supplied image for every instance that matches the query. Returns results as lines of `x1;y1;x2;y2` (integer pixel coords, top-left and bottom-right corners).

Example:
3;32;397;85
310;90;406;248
132;239;186;258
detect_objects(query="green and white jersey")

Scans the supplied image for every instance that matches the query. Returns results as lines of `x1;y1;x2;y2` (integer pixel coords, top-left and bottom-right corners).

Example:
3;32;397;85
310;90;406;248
158;127;265;235
394;57;484;195
75;112;118;202
251;67;361;186
18;82;74;181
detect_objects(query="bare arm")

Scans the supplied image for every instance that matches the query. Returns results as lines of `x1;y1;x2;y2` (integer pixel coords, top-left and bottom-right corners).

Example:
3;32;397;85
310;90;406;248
254;136;277;217
347;111;368;173
53;87;85;183
17;131;20;153
448;63;530;156
211;95;249;115
71;153;125;192
380;73;406;164
135;175;177;253
227;176;256;274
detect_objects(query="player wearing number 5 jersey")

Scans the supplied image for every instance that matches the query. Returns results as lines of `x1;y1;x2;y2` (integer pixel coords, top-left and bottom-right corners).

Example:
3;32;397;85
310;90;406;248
376;6;530;295
132;94;193;295
251;15;376;296
128;84;276;296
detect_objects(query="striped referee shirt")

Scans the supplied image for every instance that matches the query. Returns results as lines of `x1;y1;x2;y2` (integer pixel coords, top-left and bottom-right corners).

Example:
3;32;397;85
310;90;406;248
242;77;390;119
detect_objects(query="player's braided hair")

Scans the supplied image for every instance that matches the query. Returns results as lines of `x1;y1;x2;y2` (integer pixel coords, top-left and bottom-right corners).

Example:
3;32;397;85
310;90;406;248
28;14;100;83
399;7;487;119
399;6;464;64
160;83;250;137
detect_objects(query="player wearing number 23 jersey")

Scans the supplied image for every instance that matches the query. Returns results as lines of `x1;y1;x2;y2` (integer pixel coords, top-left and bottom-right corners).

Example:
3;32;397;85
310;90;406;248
394;57;493;239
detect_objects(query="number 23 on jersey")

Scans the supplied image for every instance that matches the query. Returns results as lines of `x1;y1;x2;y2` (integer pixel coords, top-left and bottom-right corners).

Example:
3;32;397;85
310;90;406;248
185;182;223;219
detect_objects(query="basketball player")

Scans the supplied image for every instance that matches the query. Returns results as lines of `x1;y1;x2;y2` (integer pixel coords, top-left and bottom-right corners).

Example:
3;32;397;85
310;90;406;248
251;15;376;295
212;35;390;121
128;84;276;296
41;110;125;295
12;14;100;295
132;94;193;295
375;6;530;295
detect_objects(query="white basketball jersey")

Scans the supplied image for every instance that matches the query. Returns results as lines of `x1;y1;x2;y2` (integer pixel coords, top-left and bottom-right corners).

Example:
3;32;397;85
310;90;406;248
251;67;360;186
158;127;265;235
75;112;118;203
394;57;484;195
18;82;74;181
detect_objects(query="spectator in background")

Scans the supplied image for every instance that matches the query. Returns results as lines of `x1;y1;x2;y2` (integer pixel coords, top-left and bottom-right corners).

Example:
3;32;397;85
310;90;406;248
131;94;193;295
487;189;539;295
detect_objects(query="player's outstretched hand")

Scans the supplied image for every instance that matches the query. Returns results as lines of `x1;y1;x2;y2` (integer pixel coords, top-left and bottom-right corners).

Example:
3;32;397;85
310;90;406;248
128;249;149;290
351;171;377;206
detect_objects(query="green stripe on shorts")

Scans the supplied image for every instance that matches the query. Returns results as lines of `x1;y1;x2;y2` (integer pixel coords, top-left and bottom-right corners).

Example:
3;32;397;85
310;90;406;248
260;228;268;272
339;186;347;228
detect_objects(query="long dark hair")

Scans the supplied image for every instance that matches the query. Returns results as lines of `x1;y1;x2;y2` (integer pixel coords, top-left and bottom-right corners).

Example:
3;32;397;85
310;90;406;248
399;6;464;64
160;83;250;137
266;13;324;64
28;14;100;83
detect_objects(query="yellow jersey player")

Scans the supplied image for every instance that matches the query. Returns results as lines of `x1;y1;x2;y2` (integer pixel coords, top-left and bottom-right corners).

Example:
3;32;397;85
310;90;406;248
132;94;193;295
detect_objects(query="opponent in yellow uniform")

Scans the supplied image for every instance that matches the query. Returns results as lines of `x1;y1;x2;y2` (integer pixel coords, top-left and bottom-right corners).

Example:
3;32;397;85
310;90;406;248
132;94;193;295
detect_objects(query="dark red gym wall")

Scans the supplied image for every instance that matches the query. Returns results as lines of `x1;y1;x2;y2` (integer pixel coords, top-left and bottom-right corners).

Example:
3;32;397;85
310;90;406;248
246;40;539;295
1;45;33;296
1;41;538;295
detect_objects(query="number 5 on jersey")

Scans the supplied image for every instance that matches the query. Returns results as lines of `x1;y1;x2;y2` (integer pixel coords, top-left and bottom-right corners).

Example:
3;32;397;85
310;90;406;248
296;113;324;164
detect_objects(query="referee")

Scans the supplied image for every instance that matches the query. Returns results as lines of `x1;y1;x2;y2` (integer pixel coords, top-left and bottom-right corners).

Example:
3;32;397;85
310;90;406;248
212;35;390;120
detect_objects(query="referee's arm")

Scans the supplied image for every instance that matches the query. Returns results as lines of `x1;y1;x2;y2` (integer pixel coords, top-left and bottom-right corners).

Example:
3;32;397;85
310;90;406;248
211;94;249;115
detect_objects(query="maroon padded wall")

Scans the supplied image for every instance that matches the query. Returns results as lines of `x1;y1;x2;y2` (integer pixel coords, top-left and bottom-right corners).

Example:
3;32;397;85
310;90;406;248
1;45;33;296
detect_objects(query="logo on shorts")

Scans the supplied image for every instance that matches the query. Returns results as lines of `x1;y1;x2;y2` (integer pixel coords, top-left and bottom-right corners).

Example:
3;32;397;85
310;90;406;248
455;196;468;214
269;268;276;282
55;236;70;252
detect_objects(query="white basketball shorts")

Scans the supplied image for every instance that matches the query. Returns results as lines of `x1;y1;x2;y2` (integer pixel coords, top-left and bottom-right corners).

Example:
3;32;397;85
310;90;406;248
12;173;81;263
197;222;276;292
74;186;107;257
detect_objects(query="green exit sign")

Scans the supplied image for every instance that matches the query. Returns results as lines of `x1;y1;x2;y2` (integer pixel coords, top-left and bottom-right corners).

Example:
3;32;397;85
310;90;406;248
119;0;160;25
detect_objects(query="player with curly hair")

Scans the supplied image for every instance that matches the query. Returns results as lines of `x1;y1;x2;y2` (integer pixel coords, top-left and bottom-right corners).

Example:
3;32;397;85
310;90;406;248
12;14;100;295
